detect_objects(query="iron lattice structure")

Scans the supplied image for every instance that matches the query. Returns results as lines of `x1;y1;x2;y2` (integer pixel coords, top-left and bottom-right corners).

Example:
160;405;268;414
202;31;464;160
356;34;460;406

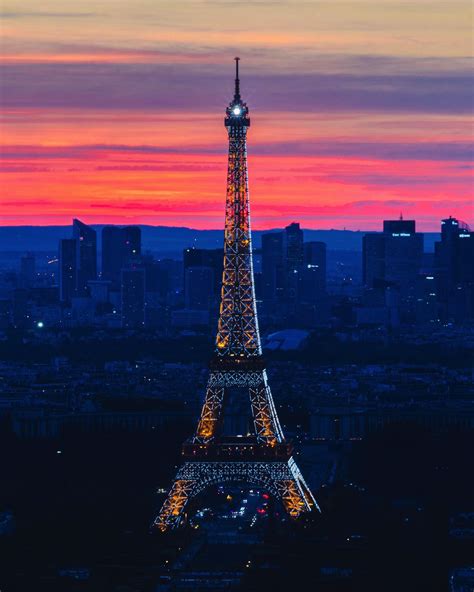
154;59;319;532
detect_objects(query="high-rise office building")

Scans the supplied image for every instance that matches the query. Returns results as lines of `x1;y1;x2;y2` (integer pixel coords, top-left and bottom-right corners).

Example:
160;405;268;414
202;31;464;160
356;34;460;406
435;216;474;321
102;225;141;286
183;248;222;306
185;266;215;309
73;219;97;295
363;218;423;298
284;222;304;273
12;288;29;329
19;253;35;288
121;268;145;329
283;222;304;302
261;232;284;303
261;224;320;321
59;238;77;303
300;241;326;303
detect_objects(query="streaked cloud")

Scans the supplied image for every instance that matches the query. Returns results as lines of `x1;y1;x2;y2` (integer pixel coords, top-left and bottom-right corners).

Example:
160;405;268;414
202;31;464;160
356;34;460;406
1;0;472;229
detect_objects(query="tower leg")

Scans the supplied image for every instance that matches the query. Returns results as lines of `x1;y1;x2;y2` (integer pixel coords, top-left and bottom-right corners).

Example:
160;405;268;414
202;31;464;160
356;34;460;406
249;370;284;444
195;381;225;441
153;461;207;532
274;457;320;516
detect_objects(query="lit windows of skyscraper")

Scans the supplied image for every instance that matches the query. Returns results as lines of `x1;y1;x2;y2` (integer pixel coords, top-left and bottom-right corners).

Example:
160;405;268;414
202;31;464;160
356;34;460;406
363;218;423;298
435;216;474;322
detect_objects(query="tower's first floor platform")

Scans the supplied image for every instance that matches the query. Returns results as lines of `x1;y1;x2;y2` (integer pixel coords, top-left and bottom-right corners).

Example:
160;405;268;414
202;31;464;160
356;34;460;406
153;456;320;532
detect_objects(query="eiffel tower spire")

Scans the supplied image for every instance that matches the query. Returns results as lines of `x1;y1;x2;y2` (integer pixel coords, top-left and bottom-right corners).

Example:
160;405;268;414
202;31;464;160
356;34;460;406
153;60;319;532
234;56;240;101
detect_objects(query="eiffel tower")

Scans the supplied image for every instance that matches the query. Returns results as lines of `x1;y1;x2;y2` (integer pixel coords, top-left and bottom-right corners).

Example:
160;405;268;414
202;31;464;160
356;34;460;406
153;58;320;532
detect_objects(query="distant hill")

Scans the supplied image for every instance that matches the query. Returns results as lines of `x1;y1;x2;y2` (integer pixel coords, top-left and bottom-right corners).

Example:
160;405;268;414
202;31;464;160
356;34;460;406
0;225;440;256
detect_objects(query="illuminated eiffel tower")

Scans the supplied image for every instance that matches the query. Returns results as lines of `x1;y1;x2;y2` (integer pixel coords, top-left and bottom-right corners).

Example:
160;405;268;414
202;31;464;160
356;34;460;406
153;58;319;532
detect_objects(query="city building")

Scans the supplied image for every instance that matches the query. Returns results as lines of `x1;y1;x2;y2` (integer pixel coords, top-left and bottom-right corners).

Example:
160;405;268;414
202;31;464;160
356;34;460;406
363;218;423;298
12;288;29;329
59;238;77;303
102;225;141;286
183;248;222;298
435;216;474;322
121;268;145;329
300;241;327;303
185;266;215;310
261;231;284;305
73;219;97;296
19;253;35;288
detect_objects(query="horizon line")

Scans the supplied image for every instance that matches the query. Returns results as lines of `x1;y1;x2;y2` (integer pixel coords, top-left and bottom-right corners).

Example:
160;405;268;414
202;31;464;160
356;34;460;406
0;223;446;234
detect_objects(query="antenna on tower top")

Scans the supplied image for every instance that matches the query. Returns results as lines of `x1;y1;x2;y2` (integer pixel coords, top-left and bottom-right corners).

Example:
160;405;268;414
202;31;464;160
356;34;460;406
234;57;241;100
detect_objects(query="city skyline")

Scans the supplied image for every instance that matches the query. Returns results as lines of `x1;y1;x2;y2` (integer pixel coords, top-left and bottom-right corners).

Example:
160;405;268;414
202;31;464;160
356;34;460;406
1;1;472;230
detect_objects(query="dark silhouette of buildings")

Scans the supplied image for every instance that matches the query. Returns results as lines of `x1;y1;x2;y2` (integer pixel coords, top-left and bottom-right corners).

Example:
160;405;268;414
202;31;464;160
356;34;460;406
363;218;423;298
261;231;284;305
102;225;141;287
19;253;35;288
435;216;474;321
261;223;327;324
185;266;215;310
284;222;304;303
121;268;145;329
58;219;97;304
4;213;474;330
72;219;97;296
59;238;77;303
183;248;222;295
182;247;223;315
301;241;327;303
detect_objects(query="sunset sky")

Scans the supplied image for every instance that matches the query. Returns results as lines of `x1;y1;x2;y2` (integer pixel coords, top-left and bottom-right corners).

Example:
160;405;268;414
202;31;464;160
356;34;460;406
1;0;472;230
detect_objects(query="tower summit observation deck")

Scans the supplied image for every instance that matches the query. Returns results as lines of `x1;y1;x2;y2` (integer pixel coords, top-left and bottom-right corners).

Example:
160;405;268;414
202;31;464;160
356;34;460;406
153;59;320;532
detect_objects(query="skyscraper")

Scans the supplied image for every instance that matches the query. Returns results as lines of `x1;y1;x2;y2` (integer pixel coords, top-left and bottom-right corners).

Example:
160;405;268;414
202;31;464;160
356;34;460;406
183;248;223;298
300;241;326;303
363;218;423;298
121;268;145;329
59;238;77;303
19;253;35;288
284;222;304;302
284;222;304;273
102;225;141;286
184;266;215;310
261;231;284;304
435;216;474;321
73;219;97;296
